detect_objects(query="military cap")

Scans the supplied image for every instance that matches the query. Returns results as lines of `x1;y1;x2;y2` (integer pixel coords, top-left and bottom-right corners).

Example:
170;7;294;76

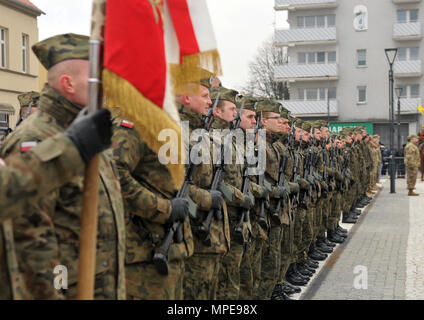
237;95;262;112
279;104;290;119
408;134;418;141
256;99;282;114
302;121;312;132
311;121;322;129
17;91;40;108
32;33;89;70
319;120;329;128
288;116;297;126
294;117;303;127
210;86;239;105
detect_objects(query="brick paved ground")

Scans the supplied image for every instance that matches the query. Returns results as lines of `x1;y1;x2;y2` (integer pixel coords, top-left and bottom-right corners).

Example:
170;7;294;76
300;177;424;300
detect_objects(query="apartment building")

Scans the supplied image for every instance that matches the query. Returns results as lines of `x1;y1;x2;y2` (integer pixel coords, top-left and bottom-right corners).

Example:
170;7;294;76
274;0;424;149
0;0;43;140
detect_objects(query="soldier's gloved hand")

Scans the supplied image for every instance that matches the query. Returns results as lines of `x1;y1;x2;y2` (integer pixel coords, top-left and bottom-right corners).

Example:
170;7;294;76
275;186;287;198
168;197;189;223
209;190;223;210
241;196;254;210
259;185;270;199
65;108;112;163
299;178;310;190
289;182;300;195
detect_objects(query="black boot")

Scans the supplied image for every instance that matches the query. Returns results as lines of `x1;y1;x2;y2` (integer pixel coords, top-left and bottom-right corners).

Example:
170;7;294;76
315;240;333;254
342;211;357;224
283;280;301;293
323;236;337;247
327;230;344;243
296;263;314;277
308;249;327;261
335;229;348;239
299;262;316;273
337;225;348;233
305;258;319;269
286;272;309;286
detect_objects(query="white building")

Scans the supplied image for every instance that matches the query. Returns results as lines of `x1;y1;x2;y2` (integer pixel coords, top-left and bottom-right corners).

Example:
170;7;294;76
274;0;424;149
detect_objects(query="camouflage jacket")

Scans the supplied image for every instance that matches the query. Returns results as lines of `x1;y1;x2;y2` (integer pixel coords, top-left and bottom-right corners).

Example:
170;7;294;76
404;142;420;168
112;116;194;265
178;104;230;254
0;87;126;300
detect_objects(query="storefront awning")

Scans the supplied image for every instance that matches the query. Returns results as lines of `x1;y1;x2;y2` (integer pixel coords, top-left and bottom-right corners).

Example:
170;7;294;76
0;104;16;115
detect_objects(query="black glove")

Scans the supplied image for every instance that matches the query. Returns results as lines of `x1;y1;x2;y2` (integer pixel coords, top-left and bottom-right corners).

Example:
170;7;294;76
209;190;223;210
241;196;254;210
65;108;112;163
168;197;189;223
260;185;270;199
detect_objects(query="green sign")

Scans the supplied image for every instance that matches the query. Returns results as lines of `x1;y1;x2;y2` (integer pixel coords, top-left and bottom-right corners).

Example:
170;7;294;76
329;122;373;134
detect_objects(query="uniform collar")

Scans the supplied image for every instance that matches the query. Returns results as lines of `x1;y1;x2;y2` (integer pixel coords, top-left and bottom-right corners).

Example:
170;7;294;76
39;86;82;128
178;103;203;130
211;117;230;130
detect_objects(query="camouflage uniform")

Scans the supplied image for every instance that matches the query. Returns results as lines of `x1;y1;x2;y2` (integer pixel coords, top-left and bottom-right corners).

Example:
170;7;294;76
15;91;40;128
404;136;420;191
178;102;231;301
112;115;194;300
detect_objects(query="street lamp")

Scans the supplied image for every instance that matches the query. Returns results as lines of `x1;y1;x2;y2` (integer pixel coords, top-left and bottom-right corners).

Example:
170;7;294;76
385;48;397;193
395;87;403;179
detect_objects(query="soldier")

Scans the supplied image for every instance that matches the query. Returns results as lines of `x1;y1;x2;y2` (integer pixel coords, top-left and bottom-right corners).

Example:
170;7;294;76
177;78;230;301
0;33;126;300
404;134;420;196
15;91;40;128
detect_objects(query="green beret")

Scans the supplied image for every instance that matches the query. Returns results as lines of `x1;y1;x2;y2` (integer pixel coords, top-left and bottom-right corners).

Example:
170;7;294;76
17;91;40;108
302;121;312;132
238;95;261;112
408;134;418;141
256;99;282;114
210;86;239;105
32;33;89;70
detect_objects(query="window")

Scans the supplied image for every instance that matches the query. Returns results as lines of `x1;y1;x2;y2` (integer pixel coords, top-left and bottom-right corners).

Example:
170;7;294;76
0;28;6;69
397;48;407;61
410;47;419;60
328;51;336;63
0;114;7;123
327;15;336;27
297;16;305;28
398;85;407;98
298;52;306;64
305;16;315;28
397;10;407;23
317;16;326;28
317;52;325;64
328;88;337;100
22;34;28;73
358;87;367;103
319;88;326;100
298;89;305;100
398;9;419;23
306;88;318;100
307;52;315;64
410;9;418;22
410;84;419;98
357;49;366;66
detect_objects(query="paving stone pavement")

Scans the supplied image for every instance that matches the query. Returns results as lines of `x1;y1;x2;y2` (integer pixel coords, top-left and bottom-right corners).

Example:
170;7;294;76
298;177;424;300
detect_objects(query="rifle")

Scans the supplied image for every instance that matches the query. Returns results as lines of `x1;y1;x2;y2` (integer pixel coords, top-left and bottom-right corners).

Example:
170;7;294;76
195;99;245;245
271;152;288;225
152;93;220;275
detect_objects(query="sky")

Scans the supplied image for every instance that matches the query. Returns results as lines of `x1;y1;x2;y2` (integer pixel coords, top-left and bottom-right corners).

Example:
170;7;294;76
30;0;288;91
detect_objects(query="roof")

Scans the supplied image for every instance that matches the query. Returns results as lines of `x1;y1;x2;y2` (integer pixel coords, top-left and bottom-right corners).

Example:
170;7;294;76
0;0;44;16
17;0;40;11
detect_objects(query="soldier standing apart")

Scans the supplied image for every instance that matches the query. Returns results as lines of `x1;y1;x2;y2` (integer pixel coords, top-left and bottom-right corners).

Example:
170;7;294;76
404;134;420;196
0;33;126;299
15;92;40;128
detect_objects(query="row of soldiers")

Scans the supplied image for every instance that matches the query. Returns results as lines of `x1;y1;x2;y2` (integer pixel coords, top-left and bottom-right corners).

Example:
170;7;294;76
0;32;382;300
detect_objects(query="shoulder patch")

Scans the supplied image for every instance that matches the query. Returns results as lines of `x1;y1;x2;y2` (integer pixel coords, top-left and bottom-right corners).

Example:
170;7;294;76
21;141;37;152
121;120;134;128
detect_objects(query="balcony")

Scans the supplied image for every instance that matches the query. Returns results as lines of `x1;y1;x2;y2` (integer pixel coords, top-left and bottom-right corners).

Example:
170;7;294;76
394;60;422;78
392;0;421;4
275;27;336;46
274;63;338;81
398;97;422;114
280;100;338;117
393;22;422;40
275;0;337;11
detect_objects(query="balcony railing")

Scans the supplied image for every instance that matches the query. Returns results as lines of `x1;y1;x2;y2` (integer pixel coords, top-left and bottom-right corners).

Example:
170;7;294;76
398;97;422;113
393;22;421;40
275;0;337;10
280;100;338;116
392;0;421;4
275;27;336;46
394;60;422;77
274;63;338;81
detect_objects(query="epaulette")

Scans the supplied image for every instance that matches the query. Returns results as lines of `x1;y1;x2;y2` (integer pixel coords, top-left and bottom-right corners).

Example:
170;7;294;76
21;141;37;152
121;120;134;129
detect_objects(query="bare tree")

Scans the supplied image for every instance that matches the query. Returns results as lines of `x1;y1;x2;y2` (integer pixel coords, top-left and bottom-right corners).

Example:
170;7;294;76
241;37;289;100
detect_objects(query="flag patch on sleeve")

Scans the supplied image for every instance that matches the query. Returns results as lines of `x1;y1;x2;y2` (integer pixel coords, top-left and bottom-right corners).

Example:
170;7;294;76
21;141;38;152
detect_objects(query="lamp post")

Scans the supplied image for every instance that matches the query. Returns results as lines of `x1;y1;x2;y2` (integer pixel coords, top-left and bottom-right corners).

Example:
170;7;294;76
395;87;403;179
385;48;398;194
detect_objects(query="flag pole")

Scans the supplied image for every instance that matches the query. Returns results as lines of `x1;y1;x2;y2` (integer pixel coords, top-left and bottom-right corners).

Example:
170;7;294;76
76;0;105;300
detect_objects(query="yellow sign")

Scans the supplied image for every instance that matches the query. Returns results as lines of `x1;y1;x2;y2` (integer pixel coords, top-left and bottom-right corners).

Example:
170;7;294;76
418;105;424;115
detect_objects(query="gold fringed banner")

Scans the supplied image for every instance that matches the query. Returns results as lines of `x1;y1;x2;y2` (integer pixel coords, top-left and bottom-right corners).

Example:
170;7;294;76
170;49;222;94
103;68;185;189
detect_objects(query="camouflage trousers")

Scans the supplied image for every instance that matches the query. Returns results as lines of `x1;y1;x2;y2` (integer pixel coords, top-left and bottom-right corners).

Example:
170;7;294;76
217;233;244;300
328;192;341;231
298;207;314;264
126;260;184;300
254;223;282;300
183;253;222;300
318;196;331;237
278;218;295;283
313;199;324;240
239;236;264;300
407;167;418;189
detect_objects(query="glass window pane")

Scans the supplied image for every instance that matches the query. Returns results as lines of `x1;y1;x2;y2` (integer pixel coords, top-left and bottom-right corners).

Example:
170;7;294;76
317;52;325;64
319;88;326;100
357;49;366;66
317;16;325;28
327;15;336;27
358;87;366;102
307;52;315;64
328;88;336;100
398;85;407;98
410;84;419;97
305;16;315;28
397;48;407;61
298;89;305;100
397;10;407;23
306;88;318;100
297;16;304;28
298;52;306;64
328;51;336;63
410;9;418;22
410;47;419;60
